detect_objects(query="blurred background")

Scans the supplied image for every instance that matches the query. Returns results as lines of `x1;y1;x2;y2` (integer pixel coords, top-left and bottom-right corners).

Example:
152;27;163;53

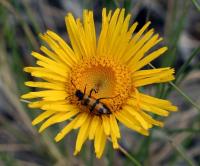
0;0;200;165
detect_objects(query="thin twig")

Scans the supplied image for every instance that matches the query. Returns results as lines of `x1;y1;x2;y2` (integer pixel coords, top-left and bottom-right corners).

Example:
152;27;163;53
0;144;31;152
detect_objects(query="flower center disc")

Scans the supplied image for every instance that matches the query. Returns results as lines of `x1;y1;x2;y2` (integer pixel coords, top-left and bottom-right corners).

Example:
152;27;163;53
68;56;132;114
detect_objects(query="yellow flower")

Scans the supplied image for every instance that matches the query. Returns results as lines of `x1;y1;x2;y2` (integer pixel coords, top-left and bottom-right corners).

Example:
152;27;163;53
22;8;177;158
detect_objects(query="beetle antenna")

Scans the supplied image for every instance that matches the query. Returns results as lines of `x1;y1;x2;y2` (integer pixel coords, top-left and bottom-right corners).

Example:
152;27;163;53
65;94;74;101
97;94;120;101
71;79;77;89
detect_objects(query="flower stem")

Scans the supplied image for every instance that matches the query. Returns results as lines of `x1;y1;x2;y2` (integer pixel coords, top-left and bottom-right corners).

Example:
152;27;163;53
108;138;142;166
118;145;142;166
169;82;200;111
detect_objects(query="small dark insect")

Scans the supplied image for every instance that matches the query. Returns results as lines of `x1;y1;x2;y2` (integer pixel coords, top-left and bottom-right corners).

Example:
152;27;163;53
70;80;117;115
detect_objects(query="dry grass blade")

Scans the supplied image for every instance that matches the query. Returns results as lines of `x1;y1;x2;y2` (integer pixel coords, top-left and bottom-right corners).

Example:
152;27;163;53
0;31;68;165
0;144;31;152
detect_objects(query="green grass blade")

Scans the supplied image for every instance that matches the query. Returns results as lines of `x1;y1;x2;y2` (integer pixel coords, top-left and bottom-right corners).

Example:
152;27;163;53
169;82;200;111
21;0;41;34
192;0;200;11
118;144;142;166
107;143;114;166
166;128;200;134
161;47;200;98
149;63;200;111
135;136;151;163
176;47;200;83
161;1;189;67
0;0;39;49
169;139;196;166
112;0;120;7
108;138;142;166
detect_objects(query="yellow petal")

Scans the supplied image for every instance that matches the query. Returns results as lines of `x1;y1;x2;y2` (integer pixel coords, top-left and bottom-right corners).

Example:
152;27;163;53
115;111;149;136
55;116;79;142
127;99;169;117
31;51;53;64
97;8;110;55
118;22;138;60
39;109;79;132
129;34;162;65
21;90;67;101
32;71;66;82
40;46;60;62
46;30;78;63
41;104;75;112
73;112;89;129
40;33;73;67
123;105;149;130
107;9;125;55
110;130;119;149
65;13;86;58
140;111;163;127
125;29;154;64
144;103;170;116
74;115;91;154
25;81;65;90
83;10;96;57
28;100;66;108
24;67;67;82
76;18;89;56
88;116;101;140
109;116;120;149
132;67;171;78
140;93;178;112
94;123;104;154
121;13;131;34
102;115;111;136
132;68;175;87
96;130;106;158
131;21;151;44
24;67;42;73
110;114;120;138
36;60;68;77
32;110;55;125
108;8;120;38
134;47;168;71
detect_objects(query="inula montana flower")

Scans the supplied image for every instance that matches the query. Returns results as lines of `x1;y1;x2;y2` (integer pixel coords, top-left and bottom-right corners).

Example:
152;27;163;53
22;8;178;158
